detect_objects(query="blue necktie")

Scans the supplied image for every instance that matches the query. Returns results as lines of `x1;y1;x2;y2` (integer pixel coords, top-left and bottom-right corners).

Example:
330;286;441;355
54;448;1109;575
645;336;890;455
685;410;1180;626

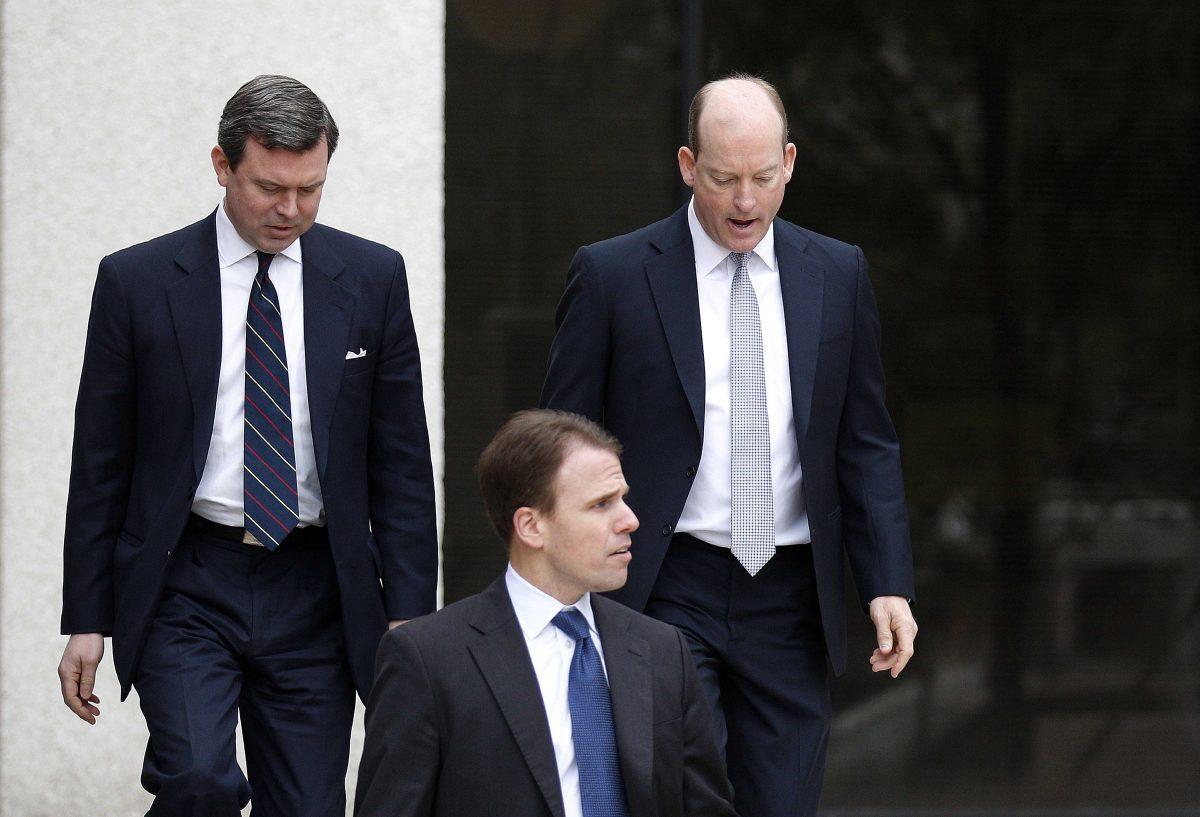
551;608;630;817
243;251;300;550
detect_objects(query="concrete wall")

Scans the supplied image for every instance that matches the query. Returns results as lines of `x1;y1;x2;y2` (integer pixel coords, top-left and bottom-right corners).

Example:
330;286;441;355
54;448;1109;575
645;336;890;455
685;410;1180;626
0;2;444;814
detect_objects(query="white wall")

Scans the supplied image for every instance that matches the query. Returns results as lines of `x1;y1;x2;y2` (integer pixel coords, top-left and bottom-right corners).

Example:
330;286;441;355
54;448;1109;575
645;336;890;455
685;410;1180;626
0;2;444;814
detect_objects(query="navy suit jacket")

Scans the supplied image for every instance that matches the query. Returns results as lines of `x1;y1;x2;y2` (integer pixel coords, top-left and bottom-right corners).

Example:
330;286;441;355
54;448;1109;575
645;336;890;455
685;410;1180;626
60;211;438;700
540;207;914;674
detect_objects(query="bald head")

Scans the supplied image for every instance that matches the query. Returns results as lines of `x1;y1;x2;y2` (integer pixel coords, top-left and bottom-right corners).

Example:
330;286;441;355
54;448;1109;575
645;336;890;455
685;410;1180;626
687;74;788;155
677;74;796;253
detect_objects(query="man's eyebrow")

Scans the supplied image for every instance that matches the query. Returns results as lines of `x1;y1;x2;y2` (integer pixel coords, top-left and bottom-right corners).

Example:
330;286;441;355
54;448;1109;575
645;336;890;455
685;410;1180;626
251;177;326;188
586;482;628;505
708;162;779;177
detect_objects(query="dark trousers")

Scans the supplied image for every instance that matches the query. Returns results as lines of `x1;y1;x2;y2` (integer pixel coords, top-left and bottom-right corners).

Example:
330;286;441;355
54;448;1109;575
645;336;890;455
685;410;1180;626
645;534;831;817
134;523;355;817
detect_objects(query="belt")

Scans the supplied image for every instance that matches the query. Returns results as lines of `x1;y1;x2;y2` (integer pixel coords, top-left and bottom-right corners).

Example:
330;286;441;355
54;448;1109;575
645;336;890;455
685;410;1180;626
671;531;808;551
186;513;327;547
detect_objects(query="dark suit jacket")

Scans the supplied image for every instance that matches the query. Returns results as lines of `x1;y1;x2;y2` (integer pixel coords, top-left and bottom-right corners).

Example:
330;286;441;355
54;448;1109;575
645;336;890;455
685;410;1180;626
539;207;915;674
60;210;438;700
354;576;735;817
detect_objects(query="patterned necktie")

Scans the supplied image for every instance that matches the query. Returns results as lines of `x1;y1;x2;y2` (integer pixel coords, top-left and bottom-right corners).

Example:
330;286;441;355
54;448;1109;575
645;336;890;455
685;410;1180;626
729;251;776;575
551;608;630;817
243;250;299;550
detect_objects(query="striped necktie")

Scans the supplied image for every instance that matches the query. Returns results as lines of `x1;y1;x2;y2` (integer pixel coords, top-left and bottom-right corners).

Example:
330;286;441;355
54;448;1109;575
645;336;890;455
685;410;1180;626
243;250;299;550
551;608;630;817
730;251;776;575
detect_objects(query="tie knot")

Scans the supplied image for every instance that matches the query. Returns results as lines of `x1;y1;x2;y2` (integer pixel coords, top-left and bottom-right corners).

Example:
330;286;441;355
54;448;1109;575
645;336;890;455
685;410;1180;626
730;251;750;275
551;608;590;642
256;251;275;279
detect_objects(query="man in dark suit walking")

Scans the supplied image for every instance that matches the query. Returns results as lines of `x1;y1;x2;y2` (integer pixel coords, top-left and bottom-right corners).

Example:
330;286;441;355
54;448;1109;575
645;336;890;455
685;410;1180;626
355;409;735;817
540;75;919;816
55;75;437;817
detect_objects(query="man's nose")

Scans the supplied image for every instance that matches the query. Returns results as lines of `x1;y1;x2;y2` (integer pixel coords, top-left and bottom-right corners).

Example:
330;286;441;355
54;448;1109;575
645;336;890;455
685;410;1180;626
733;182;756;212
617;501;639;534
276;191;299;219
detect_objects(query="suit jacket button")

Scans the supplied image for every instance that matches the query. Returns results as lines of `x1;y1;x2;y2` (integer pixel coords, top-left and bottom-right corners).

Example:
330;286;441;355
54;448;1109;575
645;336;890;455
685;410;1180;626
685;466;696;478
661;523;673;536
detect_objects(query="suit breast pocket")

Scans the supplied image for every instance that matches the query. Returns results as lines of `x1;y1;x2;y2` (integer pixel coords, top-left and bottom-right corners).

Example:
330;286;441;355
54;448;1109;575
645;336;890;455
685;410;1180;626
815;335;852;407
342;355;373;379
339;359;375;406
818;329;851;354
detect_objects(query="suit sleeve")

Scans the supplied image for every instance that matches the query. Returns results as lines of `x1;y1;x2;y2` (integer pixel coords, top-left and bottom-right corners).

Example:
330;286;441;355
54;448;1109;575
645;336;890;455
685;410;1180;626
355;628;440;817
538;246;609;422
369;253;438;619
677;629;737;817
61;258;137;635
836;248;915;608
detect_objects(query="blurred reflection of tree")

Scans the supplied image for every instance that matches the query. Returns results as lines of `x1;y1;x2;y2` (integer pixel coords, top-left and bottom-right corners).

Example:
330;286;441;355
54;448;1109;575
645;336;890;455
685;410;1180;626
703;0;1199;796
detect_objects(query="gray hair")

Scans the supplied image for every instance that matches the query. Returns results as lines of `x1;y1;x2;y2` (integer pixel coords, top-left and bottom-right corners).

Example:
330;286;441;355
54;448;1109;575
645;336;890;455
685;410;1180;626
217;75;339;170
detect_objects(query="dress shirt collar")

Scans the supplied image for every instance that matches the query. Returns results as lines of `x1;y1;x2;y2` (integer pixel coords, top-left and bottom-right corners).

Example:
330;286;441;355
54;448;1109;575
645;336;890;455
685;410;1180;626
505;563;598;642
687;196;776;278
215;199;302;269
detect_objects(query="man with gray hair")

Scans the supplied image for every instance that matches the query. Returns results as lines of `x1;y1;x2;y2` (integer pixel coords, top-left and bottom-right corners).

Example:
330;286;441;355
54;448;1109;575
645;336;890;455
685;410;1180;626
56;75;437;816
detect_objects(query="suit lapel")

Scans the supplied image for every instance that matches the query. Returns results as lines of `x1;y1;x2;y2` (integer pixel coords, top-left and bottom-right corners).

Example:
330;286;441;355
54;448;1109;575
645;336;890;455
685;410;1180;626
645;208;705;436
168;214;223;487
299;227;354;481
593;597;654;817
775;221;823;455
468;579;568;817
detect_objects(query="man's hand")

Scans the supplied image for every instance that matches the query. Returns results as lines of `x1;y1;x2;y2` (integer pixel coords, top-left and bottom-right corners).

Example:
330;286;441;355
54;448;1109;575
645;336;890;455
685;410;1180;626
58;633;105;724
387;619;409;631
868;596;917;678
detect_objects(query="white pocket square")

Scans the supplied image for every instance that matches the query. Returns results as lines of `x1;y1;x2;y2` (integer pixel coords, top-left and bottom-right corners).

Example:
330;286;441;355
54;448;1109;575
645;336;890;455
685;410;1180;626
346;348;367;360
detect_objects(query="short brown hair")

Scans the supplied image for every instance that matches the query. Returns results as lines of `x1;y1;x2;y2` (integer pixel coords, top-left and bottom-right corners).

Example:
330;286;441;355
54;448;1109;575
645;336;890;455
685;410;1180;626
477;410;622;546
687;72;788;154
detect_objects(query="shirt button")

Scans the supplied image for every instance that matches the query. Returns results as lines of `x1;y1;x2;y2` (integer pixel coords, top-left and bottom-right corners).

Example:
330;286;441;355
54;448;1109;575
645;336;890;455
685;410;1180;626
661;523;674;536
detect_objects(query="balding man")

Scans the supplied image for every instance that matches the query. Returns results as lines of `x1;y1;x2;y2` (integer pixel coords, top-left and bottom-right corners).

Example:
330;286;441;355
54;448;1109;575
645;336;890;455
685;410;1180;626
540;74;918;816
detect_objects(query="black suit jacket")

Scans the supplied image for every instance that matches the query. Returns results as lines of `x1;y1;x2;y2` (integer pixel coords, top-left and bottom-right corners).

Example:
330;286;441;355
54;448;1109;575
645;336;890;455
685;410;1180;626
540;207;915;674
354;576;735;817
60;211;438;700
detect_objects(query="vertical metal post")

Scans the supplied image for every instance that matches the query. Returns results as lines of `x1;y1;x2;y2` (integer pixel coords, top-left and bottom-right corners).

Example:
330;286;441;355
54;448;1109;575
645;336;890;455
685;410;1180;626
679;0;703;204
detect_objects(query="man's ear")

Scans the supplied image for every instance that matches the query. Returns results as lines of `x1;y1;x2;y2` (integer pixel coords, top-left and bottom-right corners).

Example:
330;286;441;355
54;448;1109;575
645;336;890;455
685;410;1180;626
677;146;698;188
211;145;233;188
782;142;797;184
511;506;543;551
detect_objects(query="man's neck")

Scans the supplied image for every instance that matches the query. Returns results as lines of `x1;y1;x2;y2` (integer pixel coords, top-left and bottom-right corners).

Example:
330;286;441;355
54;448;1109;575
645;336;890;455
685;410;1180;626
507;559;585;607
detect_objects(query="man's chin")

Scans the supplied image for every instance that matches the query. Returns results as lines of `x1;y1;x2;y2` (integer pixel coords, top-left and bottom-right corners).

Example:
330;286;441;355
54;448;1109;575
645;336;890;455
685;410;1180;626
598;568;629;593
721;229;765;253
259;226;303;251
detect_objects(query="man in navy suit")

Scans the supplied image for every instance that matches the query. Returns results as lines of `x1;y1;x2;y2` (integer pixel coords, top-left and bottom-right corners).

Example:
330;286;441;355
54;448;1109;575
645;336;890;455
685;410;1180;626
356;409;735;817
55;75;437;817
540;74;919;816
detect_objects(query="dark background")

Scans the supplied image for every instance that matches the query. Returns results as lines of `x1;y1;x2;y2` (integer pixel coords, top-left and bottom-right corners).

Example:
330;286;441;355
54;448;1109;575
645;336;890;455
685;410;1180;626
443;1;1199;811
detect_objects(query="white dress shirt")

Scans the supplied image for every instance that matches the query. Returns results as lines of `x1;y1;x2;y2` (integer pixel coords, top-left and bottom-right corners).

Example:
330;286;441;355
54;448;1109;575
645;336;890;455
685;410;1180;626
191;201;324;527
676;198;810;548
505;564;609;817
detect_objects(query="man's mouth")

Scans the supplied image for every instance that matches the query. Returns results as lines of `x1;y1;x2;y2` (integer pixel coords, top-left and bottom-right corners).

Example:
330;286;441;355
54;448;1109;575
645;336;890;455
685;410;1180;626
728;218;756;231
